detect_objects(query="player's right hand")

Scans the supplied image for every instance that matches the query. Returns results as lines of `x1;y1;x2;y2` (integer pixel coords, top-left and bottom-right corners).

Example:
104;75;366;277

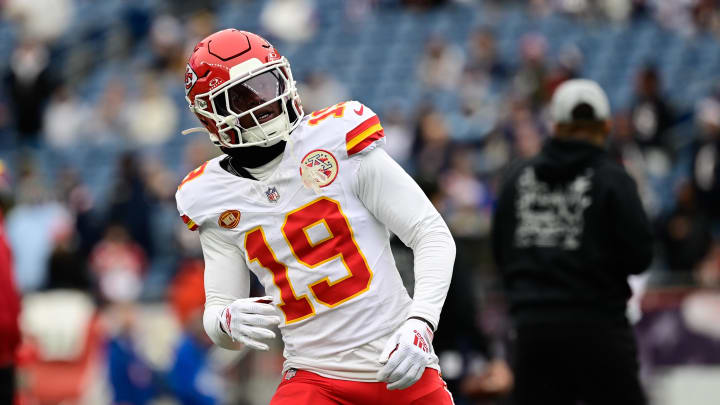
218;296;281;351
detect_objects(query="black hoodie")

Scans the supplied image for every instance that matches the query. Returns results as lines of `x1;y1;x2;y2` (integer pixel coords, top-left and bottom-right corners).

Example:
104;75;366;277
491;138;653;325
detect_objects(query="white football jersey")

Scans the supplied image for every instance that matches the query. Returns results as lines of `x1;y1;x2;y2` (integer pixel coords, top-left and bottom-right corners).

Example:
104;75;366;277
176;101;413;365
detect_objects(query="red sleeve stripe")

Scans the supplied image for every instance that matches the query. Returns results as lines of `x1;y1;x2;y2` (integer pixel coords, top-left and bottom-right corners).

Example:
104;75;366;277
181;214;199;231
347;130;385;156
346;115;380;144
346;115;383;156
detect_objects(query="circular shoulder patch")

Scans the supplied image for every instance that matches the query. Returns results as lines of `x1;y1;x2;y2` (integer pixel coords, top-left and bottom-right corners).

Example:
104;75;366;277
300;149;339;188
218;209;241;229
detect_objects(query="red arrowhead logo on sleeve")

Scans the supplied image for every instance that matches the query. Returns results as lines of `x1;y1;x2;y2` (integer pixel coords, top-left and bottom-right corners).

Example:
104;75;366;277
354;105;364;116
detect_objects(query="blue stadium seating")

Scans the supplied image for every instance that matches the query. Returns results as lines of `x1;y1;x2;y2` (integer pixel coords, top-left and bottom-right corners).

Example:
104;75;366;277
2;0;720;212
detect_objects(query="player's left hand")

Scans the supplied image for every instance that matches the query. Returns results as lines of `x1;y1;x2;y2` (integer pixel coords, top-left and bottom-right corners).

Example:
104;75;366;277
377;318;434;390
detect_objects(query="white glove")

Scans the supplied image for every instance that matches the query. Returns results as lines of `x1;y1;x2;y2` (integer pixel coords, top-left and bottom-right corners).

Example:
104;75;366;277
377;318;435;390
218;296;281;351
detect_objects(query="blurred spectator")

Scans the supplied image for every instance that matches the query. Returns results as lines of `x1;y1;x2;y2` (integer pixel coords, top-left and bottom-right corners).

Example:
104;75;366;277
458;28;505;138
122;3;153;44
441;150;493;237
602;0;634;22
89;224;147;303
43;85;92;149
434;246;512;404
528;0;554;18
150;15;186;73
4;0;73;42
88;80;130;140
7;160;72;292
543;45;583;97
511;34;549;110
696;241;720;286
45;220;90;291
0;161;20;405
4;41;56;146
168;262;224;405
168;260;206;327
650;0;698;37
345;0;375;23
297;71;350;113
635;288;720;376
503;99;544;159
609;113;661;216
514;121;543;158
657;182;712;273
381;105;413;168
464;28;507;81
125;75;179;146
143;160;183;299
184;10;218;50
692;0;720;38
55;168;101;258
418;36;465;90
411;106;454;181
630;65;674;151
106;305;158;405
691;94;720;221
478;131;512;175
261;0;317;44
107;153;154;257
609;112;645;177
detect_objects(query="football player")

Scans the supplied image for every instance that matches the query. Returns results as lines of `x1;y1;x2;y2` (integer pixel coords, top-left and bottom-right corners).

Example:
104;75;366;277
177;29;455;405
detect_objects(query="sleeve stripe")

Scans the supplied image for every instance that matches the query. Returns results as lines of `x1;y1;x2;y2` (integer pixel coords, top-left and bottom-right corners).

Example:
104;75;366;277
347;123;383;151
347;130;385;156
181;214;199;231
346;115;381;141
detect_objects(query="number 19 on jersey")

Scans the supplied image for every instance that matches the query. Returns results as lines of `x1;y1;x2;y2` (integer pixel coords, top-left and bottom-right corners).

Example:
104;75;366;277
245;197;373;324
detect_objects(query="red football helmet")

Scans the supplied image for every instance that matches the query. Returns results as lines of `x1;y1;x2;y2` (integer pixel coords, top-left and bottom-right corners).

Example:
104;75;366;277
182;29;303;148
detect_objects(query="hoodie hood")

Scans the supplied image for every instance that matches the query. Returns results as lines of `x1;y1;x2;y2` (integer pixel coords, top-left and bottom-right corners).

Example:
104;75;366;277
534;138;606;182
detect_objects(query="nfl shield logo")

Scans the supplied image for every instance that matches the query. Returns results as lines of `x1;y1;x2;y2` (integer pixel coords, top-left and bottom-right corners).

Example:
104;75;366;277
265;187;280;203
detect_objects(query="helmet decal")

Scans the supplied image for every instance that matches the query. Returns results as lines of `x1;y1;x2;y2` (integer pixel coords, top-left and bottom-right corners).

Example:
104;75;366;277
185;64;198;96
208;77;224;90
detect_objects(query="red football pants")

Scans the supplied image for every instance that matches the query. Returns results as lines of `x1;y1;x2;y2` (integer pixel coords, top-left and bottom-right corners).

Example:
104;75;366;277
269;368;454;405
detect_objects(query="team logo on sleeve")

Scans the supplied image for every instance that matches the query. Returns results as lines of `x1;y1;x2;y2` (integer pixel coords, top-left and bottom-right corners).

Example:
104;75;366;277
265;187;281;203
300;149;339;188
185;64;198;95
218;209;241;229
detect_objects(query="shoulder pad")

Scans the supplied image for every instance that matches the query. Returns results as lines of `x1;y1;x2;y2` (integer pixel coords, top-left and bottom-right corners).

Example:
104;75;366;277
340;101;385;157
175;160;211;232
301;100;385;159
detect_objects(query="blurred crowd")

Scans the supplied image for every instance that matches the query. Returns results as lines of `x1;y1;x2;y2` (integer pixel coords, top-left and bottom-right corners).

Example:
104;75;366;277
2;0;720;404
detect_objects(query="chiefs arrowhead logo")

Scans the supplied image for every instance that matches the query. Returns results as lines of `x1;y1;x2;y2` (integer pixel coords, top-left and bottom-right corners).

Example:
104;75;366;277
354;105;364;116
300;149;339;188
185;64;198;96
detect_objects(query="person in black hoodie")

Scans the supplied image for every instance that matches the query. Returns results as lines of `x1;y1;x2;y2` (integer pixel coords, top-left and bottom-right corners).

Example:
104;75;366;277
492;79;652;405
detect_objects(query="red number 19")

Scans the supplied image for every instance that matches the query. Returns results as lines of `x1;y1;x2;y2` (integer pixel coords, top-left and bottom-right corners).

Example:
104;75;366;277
245;198;373;324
